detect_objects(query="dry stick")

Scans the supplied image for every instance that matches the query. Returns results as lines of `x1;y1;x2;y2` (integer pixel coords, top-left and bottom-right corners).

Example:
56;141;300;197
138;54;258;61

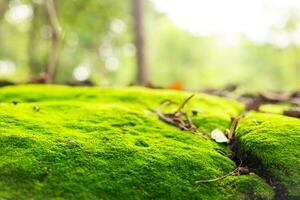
156;107;190;131
156;95;196;131
182;112;198;132
156;111;190;131
228;109;249;139
174;94;195;116
156;94;208;138
228;116;240;139
195;169;239;183
159;99;178;107
182;112;193;127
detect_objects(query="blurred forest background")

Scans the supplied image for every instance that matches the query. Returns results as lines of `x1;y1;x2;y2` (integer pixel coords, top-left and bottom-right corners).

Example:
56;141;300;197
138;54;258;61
1;0;300;92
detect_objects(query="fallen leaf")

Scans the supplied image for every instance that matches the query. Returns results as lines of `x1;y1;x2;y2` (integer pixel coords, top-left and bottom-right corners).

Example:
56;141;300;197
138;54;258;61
66;140;77;146
168;81;184;90
211;129;229;143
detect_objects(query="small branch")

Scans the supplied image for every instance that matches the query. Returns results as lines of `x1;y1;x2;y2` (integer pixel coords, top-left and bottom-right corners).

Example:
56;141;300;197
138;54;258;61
159;99;178;108
195;169;239;183
155;94;201;134
174;94;195;116
182;112;194;128
195;158;243;184
155;100;189;131
228;116;240;139
156;109;190;131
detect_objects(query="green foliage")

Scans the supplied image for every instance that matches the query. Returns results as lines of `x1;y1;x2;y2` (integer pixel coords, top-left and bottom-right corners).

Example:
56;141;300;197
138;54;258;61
236;112;300;198
1;0;300;91
146;16;300;91
0;85;273;199
0;0;134;83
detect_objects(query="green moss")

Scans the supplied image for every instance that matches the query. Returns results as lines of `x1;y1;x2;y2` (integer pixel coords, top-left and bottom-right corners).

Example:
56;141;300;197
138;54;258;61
236;112;300;199
259;103;292;114
0;85;273;199
0;85;243;134
221;176;274;200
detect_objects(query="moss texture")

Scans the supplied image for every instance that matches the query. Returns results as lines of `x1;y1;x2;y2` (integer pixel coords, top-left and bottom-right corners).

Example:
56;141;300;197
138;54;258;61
0;85;273;199
236;112;300;199
259;104;292;114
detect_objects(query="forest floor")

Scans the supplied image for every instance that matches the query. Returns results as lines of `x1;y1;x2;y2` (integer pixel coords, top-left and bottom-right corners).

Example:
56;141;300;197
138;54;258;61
0;85;299;200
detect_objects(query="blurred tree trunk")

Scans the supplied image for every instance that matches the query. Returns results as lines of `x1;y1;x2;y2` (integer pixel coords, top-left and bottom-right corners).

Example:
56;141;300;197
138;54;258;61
28;4;39;75
0;1;7;40
45;0;61;84
133;0;148;85
0;1;8;53
0;1;8;26
0;1;7;19
292;45;300;75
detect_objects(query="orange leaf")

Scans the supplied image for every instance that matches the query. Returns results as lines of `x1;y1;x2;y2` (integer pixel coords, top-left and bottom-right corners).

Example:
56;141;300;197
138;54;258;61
168;82;184;90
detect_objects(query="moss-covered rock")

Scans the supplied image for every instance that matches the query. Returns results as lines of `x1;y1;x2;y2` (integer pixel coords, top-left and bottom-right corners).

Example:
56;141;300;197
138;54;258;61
236;112;300;199
0;85;273;199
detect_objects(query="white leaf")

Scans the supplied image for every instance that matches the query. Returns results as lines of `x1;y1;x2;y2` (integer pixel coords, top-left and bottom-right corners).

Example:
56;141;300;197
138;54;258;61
211;129;229;143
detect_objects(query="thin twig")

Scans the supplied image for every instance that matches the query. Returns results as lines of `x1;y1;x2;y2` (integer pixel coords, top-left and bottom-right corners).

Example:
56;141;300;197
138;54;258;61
182;113;193;128
195;169;239;183
159;99;178;107
174;94;195;116
195;158;243;184
155;94;198;132
228;116;240;139
155;108;189;131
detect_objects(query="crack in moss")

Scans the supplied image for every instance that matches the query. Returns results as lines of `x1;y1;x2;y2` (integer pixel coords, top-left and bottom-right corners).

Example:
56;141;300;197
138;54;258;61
234;112;300;200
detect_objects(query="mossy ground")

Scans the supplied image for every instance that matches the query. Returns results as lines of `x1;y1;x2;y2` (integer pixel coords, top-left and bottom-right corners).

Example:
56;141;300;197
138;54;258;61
0;85;273;199
259;104;293;114
236;112;300;199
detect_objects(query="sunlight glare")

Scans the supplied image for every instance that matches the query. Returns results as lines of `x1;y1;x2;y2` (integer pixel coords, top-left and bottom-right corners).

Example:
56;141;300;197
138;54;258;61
5;3;33;24
152;0;300;45
73;63;91;81
0;60;16;75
